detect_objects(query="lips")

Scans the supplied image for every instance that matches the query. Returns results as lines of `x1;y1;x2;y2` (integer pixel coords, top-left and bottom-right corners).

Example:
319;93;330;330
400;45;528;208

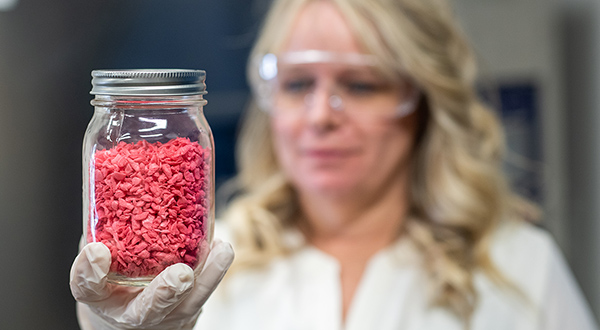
303;147;359;159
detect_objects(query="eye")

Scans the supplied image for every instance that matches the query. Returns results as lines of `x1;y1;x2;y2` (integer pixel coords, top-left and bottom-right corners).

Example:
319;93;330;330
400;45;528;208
279;78;314;94
345;81;379;94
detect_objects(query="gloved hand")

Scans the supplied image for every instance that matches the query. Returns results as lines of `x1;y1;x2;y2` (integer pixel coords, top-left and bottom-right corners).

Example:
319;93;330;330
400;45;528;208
70;238;234;330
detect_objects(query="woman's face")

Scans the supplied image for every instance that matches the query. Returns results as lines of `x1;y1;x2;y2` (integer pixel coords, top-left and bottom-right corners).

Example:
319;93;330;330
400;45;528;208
270;1;420;201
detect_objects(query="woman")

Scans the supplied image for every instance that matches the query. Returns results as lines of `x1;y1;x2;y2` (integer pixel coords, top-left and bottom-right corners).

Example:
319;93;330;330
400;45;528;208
70;0;598;329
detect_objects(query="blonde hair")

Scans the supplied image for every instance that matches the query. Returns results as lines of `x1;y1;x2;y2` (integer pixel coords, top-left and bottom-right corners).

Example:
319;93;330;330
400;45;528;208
223;0;536;324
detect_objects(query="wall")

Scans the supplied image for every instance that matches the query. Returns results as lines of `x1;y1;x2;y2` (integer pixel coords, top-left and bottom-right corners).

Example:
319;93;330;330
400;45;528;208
452;0;600;320
560;0;600;320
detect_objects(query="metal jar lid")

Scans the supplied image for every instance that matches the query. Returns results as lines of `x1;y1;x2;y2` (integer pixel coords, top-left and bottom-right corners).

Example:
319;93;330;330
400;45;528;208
90;69;207;96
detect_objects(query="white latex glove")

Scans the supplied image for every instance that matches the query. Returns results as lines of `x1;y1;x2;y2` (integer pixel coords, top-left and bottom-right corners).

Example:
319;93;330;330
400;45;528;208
70;238;234;330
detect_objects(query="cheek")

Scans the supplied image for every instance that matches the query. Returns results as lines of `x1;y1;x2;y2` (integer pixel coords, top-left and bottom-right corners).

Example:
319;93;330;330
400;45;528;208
270;117;298;167
363;119;419;175
271;116;294;137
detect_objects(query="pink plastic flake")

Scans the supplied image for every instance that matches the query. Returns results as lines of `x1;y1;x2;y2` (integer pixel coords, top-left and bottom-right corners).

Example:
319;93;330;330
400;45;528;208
89;137;210;278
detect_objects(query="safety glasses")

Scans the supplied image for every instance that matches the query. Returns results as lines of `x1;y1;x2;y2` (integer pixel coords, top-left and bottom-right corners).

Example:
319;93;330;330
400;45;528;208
253;50;418;119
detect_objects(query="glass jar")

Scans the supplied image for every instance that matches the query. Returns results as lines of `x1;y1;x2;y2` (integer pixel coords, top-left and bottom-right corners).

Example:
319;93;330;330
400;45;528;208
83;69;214;286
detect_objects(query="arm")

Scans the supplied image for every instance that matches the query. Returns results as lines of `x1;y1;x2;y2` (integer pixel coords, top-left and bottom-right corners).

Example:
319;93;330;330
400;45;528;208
538;241;598;330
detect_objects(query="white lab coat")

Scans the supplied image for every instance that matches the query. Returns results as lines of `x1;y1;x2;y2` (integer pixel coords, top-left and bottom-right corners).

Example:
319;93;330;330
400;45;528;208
195;220;598;330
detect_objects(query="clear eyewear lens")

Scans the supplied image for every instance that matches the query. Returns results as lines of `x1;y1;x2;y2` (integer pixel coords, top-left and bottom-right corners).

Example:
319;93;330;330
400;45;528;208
255;50;417;118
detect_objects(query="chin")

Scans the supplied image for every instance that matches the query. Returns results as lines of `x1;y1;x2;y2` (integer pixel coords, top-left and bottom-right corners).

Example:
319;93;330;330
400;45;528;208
295;175;362;197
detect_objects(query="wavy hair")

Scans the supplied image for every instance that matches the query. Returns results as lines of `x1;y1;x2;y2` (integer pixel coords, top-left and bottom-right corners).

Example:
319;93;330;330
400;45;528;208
222;0;536;325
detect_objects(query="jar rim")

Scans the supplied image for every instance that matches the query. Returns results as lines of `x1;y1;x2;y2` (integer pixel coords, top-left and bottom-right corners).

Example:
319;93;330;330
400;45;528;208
90;69;207;96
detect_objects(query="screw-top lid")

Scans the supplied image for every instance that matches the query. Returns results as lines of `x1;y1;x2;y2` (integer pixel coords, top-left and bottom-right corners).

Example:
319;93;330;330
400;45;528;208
90;69;207;96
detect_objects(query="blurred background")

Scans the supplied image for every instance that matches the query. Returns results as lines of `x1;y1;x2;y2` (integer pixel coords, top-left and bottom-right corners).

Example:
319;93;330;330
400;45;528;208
0;0;598;328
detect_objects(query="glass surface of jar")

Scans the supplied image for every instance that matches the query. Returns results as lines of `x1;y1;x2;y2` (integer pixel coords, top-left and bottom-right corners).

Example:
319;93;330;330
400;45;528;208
83;69;214;286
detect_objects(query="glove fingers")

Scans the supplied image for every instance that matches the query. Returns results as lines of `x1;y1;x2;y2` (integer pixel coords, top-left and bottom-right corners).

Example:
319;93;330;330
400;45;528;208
70;242;114;303
121;263;195;327
174;239;234;315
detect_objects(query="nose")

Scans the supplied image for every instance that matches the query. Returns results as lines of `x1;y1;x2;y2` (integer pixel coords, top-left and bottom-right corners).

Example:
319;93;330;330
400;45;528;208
305;92;344;110
304;91;344;129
